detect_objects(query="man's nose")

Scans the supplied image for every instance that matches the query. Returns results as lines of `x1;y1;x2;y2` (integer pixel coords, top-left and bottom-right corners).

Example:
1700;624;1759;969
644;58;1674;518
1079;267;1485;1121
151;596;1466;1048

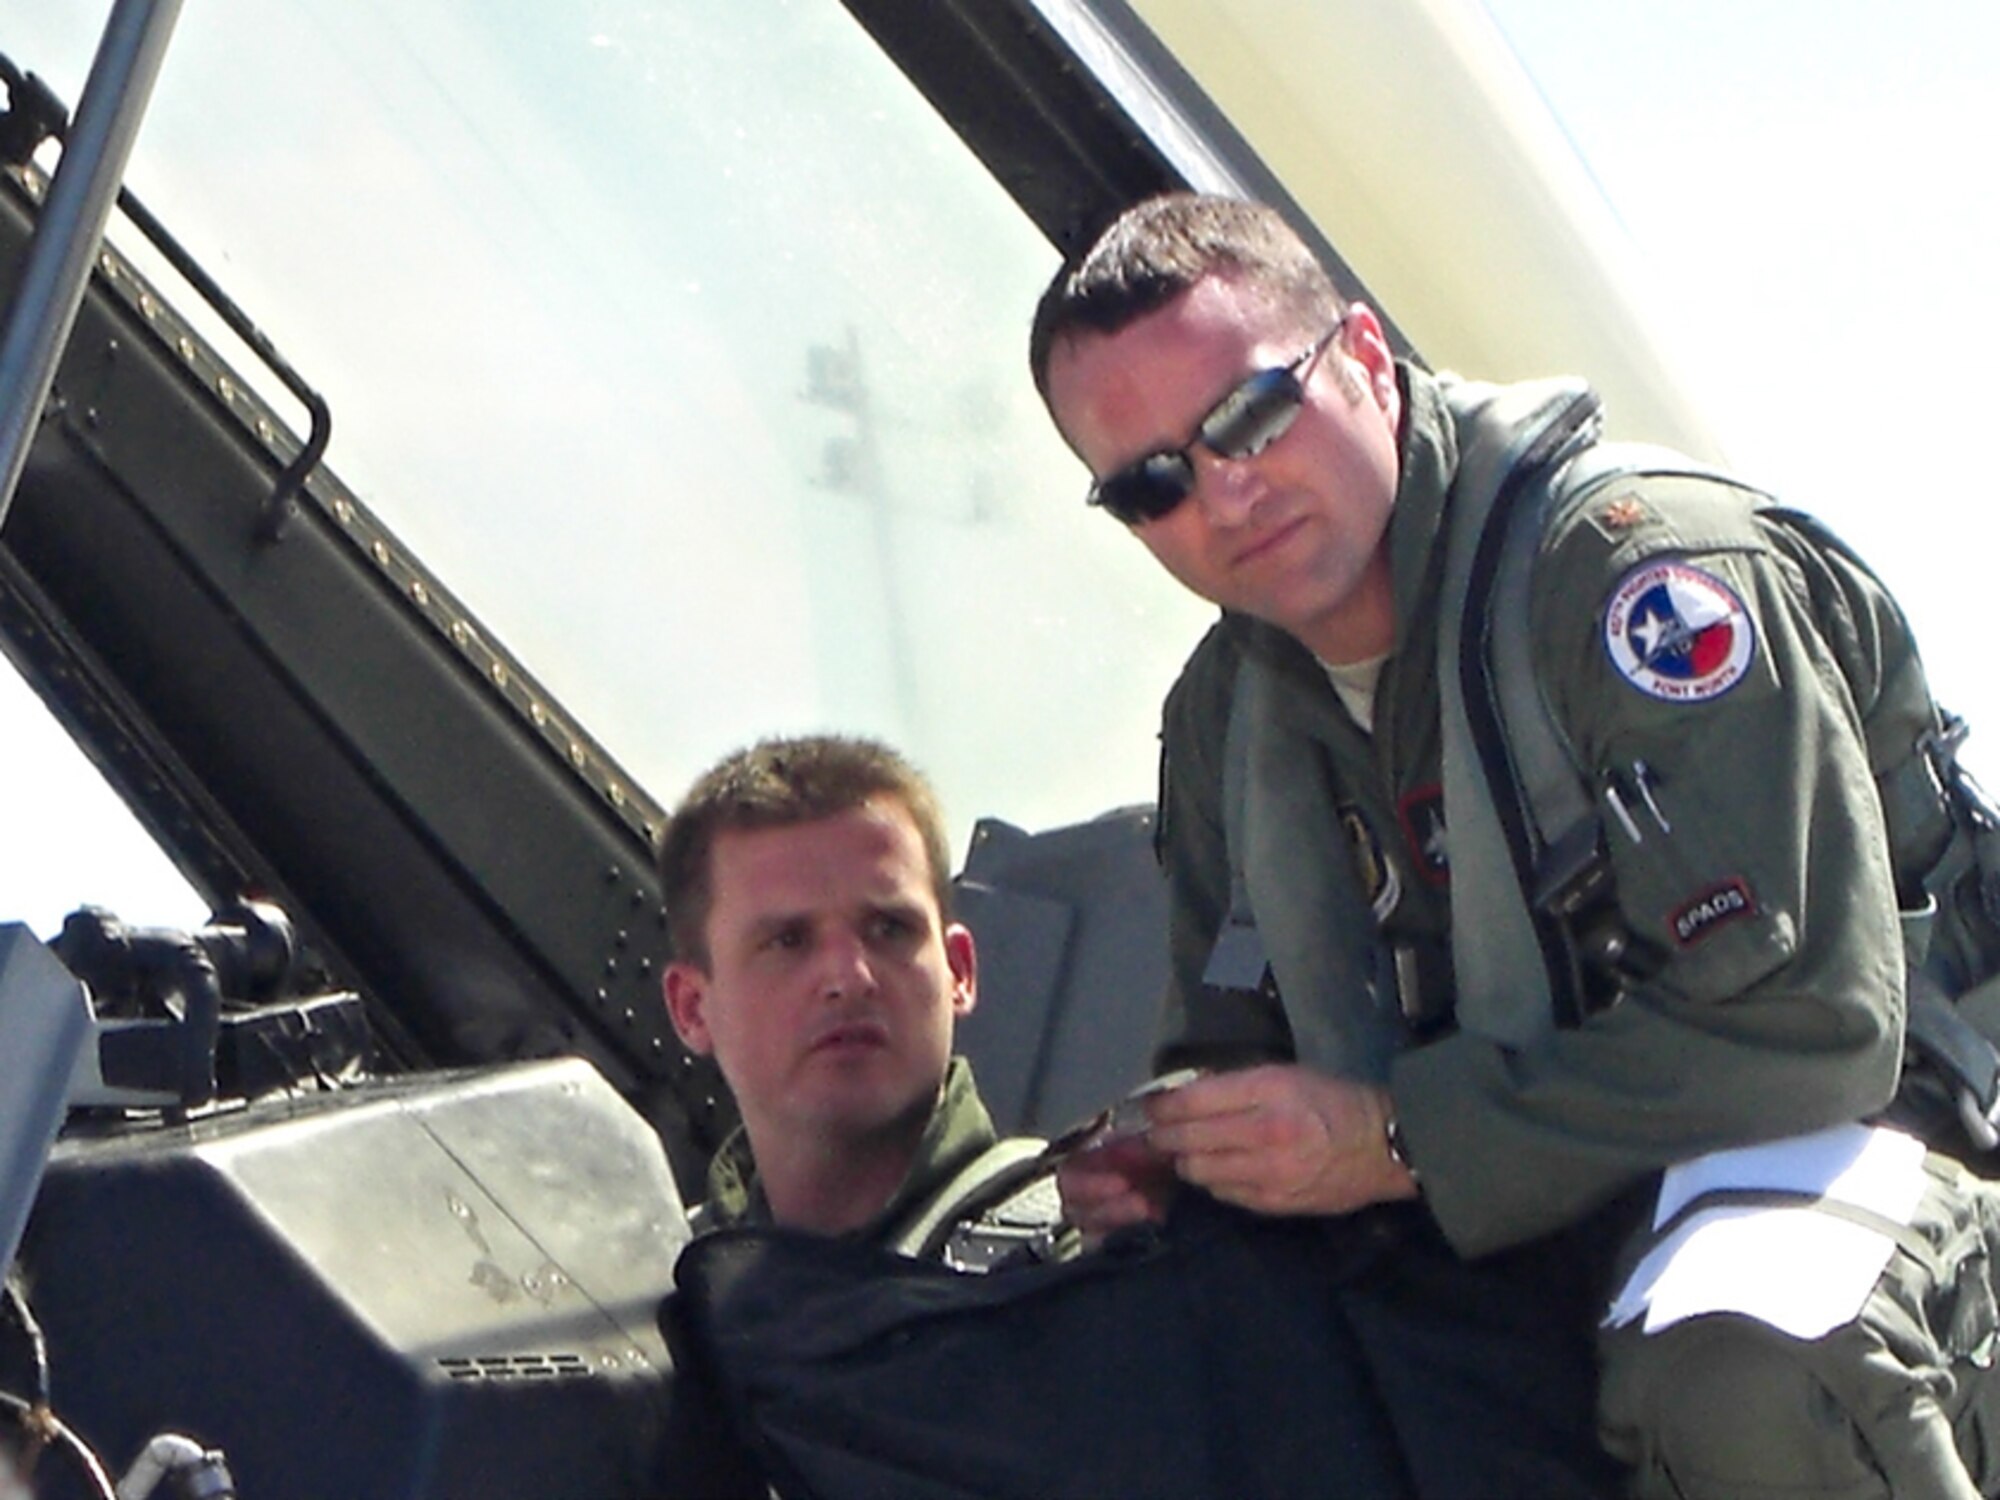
817;929;877;1000
1190;448;1267;525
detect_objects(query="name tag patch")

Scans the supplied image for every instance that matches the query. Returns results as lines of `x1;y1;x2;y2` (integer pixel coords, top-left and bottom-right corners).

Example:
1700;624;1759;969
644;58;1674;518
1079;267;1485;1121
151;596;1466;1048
1671;878;1758;947
1604;560;1755;703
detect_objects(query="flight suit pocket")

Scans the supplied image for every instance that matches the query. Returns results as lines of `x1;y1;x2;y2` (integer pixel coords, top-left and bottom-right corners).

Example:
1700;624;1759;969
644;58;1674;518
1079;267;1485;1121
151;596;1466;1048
1598;755;1799;1006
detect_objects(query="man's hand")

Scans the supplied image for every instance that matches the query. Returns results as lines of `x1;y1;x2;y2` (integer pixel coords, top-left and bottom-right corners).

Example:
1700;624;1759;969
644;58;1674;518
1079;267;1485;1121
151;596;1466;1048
1143;1064;1419;1217
1055;1131;1179;1241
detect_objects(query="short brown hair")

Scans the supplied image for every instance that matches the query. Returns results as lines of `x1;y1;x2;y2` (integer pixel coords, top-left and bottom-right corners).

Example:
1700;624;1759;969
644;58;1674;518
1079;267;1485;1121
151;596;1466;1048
1029;192;1344;403
656;735;955;967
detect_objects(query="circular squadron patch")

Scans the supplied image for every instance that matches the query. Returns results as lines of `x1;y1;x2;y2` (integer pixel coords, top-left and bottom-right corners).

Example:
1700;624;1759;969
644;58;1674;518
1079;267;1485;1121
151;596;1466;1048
1603;560;1755;703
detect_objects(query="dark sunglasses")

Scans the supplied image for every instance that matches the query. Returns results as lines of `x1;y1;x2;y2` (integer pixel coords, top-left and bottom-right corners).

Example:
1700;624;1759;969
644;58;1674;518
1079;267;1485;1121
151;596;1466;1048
1087;316;1347;525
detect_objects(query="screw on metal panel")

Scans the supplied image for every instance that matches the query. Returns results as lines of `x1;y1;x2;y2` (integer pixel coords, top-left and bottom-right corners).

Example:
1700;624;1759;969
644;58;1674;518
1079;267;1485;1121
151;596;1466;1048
450;621;469;647
530;702;547;726
333;498;353;524
490;662;509;688
410;580;428;606
568;742;585;768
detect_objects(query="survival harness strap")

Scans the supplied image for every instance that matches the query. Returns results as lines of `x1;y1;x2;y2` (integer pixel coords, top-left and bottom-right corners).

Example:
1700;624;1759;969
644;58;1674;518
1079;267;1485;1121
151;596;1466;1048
1453;412;2000;1150
885;1136;1070;1271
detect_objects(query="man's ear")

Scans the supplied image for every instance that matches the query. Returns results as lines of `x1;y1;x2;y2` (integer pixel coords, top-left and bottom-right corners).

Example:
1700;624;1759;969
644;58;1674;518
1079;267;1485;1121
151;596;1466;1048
663;962;715;1054
1337;303;1400;420
943;922;978;1019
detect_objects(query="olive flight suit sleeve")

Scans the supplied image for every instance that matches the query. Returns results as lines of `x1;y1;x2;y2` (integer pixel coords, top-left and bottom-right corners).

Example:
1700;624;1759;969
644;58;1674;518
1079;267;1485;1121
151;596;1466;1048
1153;620;1299;1073
1393;476;1912;1258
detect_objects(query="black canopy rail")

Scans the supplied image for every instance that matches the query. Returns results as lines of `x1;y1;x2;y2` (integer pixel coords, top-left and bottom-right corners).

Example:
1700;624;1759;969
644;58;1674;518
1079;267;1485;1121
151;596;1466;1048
0;149;671;861
0;51;329;539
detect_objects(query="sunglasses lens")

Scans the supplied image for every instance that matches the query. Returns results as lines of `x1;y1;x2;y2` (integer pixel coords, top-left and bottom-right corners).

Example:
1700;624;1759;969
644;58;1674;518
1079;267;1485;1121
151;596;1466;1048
1091;451;1195;524
1201;368;1305;459
1086;351;1319;525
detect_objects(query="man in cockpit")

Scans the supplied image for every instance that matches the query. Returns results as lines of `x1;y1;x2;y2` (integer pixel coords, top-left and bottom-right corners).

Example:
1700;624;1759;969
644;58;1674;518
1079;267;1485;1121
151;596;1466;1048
1030;191;2000;1498
656;732;1049;1255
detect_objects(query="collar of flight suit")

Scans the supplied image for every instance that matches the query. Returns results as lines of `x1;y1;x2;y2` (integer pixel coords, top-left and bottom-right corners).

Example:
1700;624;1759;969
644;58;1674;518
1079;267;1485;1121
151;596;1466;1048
700;1055;999;1239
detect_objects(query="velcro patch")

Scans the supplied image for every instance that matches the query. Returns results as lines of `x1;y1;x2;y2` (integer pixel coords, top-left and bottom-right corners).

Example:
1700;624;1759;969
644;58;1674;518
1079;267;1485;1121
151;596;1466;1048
1397;785;1449;887
1670;878;1757;948
1604;560;1755;703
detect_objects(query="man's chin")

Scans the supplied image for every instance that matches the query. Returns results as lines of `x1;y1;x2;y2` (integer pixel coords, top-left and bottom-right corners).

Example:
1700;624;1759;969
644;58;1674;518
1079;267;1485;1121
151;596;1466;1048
798;1076;936;1141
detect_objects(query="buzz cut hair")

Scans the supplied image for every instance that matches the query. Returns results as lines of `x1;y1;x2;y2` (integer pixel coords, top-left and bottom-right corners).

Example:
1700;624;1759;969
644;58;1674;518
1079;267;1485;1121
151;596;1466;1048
655;734;955;968
1029;192;1346;403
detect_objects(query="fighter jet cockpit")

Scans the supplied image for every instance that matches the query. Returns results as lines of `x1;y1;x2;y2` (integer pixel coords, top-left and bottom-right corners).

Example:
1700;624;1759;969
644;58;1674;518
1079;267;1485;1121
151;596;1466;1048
4;1;1990;1495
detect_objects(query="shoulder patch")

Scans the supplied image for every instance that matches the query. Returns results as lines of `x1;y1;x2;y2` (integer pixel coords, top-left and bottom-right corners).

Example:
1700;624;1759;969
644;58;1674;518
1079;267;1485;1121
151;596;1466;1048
1603;559;1755;703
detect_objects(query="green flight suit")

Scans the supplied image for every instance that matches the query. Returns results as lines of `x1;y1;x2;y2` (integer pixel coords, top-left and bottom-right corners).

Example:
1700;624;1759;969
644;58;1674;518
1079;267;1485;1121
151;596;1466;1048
696;1054;1002;1241
1154;363;2000;1496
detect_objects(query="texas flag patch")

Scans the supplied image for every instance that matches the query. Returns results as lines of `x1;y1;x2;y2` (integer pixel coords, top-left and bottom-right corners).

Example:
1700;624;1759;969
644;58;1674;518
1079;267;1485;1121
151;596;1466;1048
1603;560;1755;703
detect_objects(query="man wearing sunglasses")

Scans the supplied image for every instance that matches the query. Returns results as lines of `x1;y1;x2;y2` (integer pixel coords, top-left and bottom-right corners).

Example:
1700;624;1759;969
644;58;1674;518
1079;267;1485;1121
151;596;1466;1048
1030;192;2000;1498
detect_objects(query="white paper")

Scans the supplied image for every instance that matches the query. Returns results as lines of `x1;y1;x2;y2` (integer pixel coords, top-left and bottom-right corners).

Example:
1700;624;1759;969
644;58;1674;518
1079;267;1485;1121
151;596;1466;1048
1604;1123;1928;1339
